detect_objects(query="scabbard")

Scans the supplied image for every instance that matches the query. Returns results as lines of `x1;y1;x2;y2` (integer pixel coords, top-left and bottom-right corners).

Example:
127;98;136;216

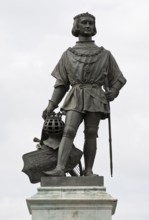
108;111;113;177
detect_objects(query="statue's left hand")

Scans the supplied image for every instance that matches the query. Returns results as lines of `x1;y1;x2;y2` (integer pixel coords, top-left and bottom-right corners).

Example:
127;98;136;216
105;88;119;102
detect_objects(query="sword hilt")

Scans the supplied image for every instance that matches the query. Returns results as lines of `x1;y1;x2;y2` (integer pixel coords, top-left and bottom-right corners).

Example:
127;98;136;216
103;71;110;92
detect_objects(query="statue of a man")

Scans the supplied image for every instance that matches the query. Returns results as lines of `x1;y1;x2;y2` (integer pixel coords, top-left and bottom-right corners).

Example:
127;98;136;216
42;12;126;176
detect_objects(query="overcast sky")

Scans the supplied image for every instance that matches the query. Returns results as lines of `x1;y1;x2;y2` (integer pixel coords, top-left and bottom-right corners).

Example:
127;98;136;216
0;0;149;219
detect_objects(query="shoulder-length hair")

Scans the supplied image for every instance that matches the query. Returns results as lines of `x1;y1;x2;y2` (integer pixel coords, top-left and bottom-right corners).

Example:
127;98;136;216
71;17;97;37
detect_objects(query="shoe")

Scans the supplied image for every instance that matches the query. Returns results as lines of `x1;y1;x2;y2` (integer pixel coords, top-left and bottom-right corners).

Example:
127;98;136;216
43;168;64;176
83;170;98;176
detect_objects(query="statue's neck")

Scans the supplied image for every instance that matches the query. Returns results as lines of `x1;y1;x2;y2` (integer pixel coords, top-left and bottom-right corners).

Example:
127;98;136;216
78;36;93;42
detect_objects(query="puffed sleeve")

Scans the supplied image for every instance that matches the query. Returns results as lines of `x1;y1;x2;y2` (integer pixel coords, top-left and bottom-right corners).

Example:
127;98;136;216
51;51;70;91
108;52;126;89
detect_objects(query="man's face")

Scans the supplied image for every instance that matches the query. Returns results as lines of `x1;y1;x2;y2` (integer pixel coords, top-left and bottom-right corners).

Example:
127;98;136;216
78;16;95;37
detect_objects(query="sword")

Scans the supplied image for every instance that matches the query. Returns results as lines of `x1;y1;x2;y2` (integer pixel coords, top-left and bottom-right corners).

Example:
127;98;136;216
103;71;113;177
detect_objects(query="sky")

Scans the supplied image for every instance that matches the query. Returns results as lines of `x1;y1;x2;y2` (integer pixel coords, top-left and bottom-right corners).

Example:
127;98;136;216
0;0;149;219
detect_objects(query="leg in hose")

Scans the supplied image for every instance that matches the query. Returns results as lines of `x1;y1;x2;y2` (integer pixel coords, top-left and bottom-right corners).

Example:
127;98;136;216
44;111;83;176
83;138;97;176
56;136;75;170
83;112;101;176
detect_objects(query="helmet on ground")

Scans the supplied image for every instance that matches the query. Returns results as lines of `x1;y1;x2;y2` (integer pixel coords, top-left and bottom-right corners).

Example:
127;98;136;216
43;112;64;135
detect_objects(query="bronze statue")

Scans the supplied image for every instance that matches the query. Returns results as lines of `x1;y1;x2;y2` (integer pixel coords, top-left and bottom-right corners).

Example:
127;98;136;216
42;12;126;177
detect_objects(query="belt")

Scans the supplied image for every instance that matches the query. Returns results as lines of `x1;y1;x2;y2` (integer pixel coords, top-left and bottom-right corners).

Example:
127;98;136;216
72;83;100;89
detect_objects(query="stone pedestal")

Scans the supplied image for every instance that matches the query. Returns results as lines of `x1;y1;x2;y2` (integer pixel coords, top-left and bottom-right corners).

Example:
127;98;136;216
27;176;117;220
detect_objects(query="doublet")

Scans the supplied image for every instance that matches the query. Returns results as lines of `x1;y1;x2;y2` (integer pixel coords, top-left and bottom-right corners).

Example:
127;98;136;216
51;41;126;119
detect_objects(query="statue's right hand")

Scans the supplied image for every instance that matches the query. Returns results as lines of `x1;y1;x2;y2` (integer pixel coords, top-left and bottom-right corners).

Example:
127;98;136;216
42;100;58;120
42;108;48;120
42;107;53;120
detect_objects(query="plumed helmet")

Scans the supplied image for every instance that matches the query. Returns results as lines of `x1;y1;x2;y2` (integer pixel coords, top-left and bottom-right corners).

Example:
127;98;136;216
43;112;64;135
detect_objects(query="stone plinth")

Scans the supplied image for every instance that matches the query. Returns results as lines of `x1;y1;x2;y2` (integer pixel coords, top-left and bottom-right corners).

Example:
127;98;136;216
27;176;117;220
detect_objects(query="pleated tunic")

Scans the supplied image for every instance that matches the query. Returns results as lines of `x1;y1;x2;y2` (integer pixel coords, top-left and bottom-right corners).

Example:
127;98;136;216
51;41;126;119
